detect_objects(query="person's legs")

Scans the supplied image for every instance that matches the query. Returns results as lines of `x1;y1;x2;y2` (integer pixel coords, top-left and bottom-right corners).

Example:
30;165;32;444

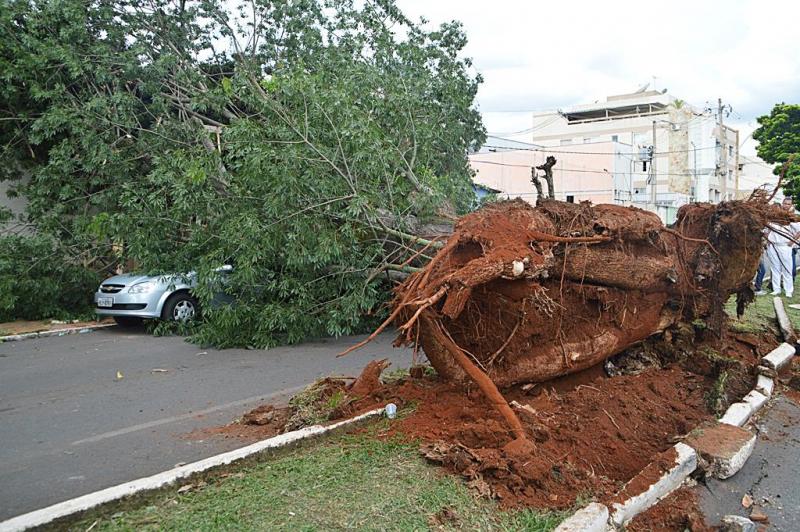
777;246;794;296
767;245;783;294
755;259;766;292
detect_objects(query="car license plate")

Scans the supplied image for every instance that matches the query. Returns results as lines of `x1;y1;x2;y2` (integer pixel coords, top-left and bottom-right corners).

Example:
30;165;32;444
97;297;113;308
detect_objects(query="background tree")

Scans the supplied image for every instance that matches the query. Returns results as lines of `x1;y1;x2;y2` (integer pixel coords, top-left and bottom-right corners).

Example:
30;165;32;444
0;0;485;346
753;103;800;200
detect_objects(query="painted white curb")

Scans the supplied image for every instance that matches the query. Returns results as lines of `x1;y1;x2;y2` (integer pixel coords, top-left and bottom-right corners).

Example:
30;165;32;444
719;402;753;427
762;342;795;370
711;432;756;480
0;323;116;343
0;407;385;532
554;502;609;532
742;390;767;412
609;442;697;527
755;375;774;397
773;296;796;343
719;389;769;428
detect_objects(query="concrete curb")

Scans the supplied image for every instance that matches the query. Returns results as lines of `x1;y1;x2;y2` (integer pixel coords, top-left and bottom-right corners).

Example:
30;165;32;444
762;342;795;370
553;502;608;532
684;422;757;480
773;297;796;343
719;390;768;427
0;323;116;343
0;407;386;532
755;374;774;397
609;442;697;527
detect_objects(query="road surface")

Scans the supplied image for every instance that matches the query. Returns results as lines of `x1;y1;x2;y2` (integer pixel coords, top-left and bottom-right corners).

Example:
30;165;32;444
698;394;800;530
0;327;411;520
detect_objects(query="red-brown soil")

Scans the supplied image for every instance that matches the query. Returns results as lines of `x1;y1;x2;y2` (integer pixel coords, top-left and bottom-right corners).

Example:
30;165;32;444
626;487;713;532
184;405;292;443
194;320;772;511
367;364;713;509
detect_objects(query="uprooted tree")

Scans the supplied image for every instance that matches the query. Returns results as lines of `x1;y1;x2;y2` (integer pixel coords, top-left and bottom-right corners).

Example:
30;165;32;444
0;0;484;343
344;184;797;443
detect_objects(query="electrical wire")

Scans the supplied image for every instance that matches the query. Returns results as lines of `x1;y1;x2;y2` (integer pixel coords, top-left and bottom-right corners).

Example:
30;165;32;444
480;144;718;156
470;158;715;177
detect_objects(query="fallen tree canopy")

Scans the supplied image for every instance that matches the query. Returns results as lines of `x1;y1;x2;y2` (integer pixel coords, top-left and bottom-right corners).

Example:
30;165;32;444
0;0;483;346
345;193;796;440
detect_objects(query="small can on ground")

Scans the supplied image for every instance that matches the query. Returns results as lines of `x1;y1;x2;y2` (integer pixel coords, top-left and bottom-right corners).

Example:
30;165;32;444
385;403;397;419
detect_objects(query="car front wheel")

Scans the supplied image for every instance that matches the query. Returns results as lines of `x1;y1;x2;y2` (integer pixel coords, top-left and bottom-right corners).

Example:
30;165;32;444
162;293;199;322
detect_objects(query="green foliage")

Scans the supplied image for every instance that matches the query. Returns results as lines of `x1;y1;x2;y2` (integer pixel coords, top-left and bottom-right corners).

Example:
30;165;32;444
705;370;729;416
753;103;800;201
0;0;485;343
285;379;345;430
0;235;99;322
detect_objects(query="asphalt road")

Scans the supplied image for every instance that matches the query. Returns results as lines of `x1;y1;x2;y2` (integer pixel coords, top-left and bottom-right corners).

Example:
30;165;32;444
0;327;412;520
697;394;800;530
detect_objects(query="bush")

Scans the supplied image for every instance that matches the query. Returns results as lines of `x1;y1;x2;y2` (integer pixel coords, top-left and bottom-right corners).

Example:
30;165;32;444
0;235;99;322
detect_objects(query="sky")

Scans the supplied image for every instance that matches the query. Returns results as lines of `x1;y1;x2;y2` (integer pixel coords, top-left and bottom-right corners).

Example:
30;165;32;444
395;0;800;156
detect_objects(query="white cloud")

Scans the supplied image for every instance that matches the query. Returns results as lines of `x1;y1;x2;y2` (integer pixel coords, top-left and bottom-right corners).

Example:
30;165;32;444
396;0;800;155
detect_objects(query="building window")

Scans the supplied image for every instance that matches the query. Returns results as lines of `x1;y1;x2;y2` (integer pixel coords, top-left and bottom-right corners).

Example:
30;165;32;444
729;146;733;157
642;161;648;172
560;139;572;146
611;135;619;142
566;195;575;203
728;169;733;181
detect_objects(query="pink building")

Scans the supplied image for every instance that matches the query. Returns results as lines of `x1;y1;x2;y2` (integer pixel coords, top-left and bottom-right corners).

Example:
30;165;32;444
470;137;633;206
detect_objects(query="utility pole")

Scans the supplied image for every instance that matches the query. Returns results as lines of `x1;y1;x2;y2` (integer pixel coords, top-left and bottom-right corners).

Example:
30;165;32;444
718;98;728;201
734;129;740;198
650;120;657;204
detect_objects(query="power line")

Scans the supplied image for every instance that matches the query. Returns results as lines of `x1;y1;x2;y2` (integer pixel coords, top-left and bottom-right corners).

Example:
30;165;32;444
470;158;712;177
480;144;718;156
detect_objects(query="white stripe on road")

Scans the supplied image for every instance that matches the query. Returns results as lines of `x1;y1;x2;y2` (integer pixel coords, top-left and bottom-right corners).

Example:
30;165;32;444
71;385;306;446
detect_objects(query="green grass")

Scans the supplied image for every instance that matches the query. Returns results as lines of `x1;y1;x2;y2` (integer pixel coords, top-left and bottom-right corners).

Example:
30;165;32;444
60;428;565;532
725;291;800;334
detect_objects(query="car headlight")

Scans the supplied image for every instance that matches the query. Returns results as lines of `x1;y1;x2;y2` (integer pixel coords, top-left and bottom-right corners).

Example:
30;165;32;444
128;281;156;294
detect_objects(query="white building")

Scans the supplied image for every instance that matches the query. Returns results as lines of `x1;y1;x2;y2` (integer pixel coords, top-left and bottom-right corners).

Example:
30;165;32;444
511;90;777;222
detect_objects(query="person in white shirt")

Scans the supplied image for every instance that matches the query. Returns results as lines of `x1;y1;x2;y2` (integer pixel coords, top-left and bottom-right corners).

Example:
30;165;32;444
765;208;800;297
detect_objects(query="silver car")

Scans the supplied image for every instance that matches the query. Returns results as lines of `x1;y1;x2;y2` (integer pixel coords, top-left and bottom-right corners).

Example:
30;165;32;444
94;265;232;326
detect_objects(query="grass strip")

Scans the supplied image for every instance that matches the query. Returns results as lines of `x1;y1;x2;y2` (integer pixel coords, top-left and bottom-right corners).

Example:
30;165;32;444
60;427;564;532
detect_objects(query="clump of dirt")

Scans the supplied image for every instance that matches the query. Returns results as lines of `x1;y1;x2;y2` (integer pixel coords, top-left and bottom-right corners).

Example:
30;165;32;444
626;487;712;532
348;359;391;397
186;362;397;443
184;405;292;442
337;361;715;510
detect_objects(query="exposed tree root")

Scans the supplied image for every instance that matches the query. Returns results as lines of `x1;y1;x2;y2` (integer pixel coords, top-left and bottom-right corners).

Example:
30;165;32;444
344;195;797;438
